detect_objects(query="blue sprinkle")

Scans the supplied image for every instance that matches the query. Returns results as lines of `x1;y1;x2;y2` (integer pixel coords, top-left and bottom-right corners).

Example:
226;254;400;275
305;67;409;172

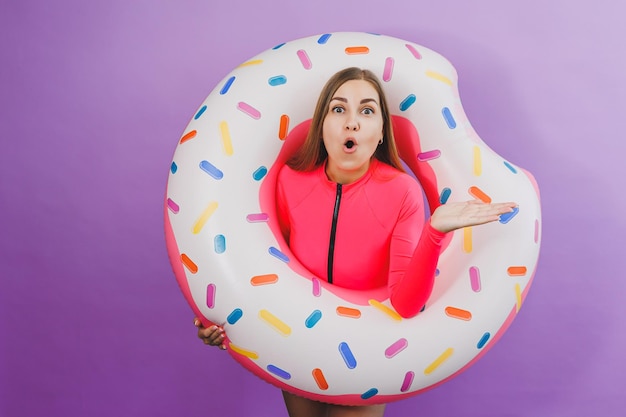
227;308;243;325
503;161;518;173
440;187;451;204
268;75;287;86
435;269;440;277
361;388;379;400
253;166;268;181
269;246;290;263
214;234;226;254
199;160;223;180
272;42;286;50
170;162;178;174
442;107;457;129
194;105;207;120
399;94;416;111
318;33;332;44
220;76;236;95
339;342;357;369
420;304;426;313
267;364;291;380
499;206;519;224
477;332;491;349
305;310;322;328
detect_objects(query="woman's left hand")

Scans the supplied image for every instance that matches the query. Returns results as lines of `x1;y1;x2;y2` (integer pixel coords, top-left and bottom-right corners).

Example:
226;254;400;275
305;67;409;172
430;200;517;233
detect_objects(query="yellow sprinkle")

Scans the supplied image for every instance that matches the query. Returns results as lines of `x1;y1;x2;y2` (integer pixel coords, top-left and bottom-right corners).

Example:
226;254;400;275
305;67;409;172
368;299;402;321
463;227;472;253
229;343;259;360
515;283;522;313
424;347;454;375
192;201;218;234
237;59;263;67
259;309;291;336
425;70;453;86
219;121;234;156
473;146;482;176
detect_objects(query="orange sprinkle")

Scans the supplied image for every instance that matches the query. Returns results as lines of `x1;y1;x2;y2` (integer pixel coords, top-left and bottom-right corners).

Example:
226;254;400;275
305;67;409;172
336;306;361;318
468;186;492;203
312;368;329;390
180;254;198;274
463;227;472;253
179;130;197;144
445;306;472;321
345;46;369;54
278;114;290;140
507;266;527;276
250;274;279;286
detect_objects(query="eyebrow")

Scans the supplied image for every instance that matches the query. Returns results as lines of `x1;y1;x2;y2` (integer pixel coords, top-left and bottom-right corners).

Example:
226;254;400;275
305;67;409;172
330;97;379;105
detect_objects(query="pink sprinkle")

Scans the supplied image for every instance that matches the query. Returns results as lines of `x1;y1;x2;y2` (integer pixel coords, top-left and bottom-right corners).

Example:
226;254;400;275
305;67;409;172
400;371;415;392
167;198;179;214
405;44;422;59
469;266;481;292
383;57;394;82
417;150;441;161
207;284;216;308
246;213;269;222
297;49;312;70
312;278;322;297
385;338;408;358
237;102;261;119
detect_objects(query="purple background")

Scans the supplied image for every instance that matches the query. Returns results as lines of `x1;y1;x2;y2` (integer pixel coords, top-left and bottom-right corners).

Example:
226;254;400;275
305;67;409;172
2;1;625;416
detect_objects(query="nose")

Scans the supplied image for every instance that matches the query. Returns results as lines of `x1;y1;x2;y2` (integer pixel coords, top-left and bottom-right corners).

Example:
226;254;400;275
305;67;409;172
345;114;359;131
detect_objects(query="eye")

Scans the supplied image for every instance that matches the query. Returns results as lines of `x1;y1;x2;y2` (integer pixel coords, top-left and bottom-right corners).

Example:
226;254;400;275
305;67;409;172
331;106;344;113
361;107;374;115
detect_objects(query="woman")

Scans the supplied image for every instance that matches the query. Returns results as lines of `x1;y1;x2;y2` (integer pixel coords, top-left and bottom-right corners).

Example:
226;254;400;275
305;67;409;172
195;67;517;417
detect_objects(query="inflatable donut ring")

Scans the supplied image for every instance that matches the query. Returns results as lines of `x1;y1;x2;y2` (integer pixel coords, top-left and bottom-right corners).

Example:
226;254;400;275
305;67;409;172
164;32;541;405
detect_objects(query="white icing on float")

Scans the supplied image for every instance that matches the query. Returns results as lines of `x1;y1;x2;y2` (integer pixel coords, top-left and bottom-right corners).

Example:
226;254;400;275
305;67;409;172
164;32;542;405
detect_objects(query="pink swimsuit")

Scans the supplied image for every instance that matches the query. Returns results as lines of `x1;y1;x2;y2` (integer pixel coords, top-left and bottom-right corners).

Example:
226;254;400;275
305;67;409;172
276;159;446;318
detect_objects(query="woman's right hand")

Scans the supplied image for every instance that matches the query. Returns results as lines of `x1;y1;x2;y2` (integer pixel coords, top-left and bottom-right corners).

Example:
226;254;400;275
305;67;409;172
194;317;227;350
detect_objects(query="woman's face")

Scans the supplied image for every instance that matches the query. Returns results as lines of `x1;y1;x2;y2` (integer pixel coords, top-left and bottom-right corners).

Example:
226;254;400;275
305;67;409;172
322;79;384;184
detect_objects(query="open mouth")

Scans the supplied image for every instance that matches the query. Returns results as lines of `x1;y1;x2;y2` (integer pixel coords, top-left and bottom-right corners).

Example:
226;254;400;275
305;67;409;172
345;140;355;149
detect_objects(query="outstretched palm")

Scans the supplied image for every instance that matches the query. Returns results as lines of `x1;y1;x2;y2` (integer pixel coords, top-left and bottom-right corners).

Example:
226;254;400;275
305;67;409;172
430;200;517;233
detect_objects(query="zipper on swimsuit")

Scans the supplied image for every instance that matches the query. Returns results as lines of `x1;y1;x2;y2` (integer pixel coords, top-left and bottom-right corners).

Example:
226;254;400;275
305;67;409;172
327;183;342;284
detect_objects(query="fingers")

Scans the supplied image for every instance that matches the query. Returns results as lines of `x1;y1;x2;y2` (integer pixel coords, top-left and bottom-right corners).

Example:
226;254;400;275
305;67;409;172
194;317;227;350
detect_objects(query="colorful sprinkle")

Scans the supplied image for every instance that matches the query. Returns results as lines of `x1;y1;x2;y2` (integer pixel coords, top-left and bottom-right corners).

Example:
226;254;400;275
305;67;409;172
338;342;357;369
179;130;196;144
267;364;291;380
405;44;422;59
229;343;259;359
250;274;278;286
297;49;312;69
503;160;518;173
399;94;416;111
246;213;269;223
312;278;322;297
170;162;177;174
440;187;452;204
499;206;519;224
220;76;235;95
336;306;361;318
463;227;472;253
181;254;198;274
312;368;329;390
219;121;234;156
167;198;179;214
305;310;322;328
272;42;286;50
206;283;215;308
214;234;226;253
317;33;332;44
477;332;491;349
424;348;454;375
383;57;394;82
227;308;243;324
269;246;289;263
385;338;408;358
507;266;527;276
192;201;218;234
361;388;378;400
345;46;369;55
417;149;441;161
194;105;207;120
259;309;291;336
279;114;290;139
400;371;415;392
368;299;402;321
253;166;268;181
515;283;522;312
468;186;491;203
469;266;481;292
473;146;482;176
199;160;223;180
237;101;261;119
426;70;452;86
442;107;456;129
268;75;287;86
238;59;263;67
445;306;472;321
